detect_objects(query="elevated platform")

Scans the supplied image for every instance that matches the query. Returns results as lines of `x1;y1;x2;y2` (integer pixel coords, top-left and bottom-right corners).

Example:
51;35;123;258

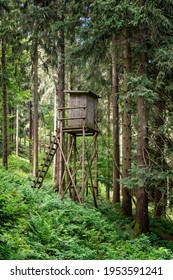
62;126;99;136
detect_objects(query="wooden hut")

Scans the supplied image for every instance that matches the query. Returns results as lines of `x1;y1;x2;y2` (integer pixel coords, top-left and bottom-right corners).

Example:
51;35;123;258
63;90;99;134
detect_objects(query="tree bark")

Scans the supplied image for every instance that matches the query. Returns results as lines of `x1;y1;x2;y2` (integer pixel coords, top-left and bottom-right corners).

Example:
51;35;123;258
135;187;149;233
33;39;39;177
112;34;120;204
135;74;149;233
154;98;166;217
54;21;65;192
8;105;15;154
122;23;132;216
29;101;33;163
135;3;149;232
106;92;111;201
1;38;8;169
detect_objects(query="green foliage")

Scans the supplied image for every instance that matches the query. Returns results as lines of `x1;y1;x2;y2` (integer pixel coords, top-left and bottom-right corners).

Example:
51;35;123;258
128;75;156;104
114;234;172;260
7;155;32;176
120;165;173;190
0;157;173;260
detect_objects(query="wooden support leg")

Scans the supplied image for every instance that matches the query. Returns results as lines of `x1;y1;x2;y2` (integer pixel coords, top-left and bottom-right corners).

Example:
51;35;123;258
61;135;74;193
94;133;98;198
72;135;77;200
81;124;85;204
59;117;64;193
56;136;82;204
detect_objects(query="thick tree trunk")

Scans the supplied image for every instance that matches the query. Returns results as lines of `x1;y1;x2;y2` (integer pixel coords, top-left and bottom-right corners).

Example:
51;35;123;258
122;25;132;217
33;39;39;177
135;187;149;233
135;15;149;232
112;34;120;204
1;38;8;169
135;82;149;233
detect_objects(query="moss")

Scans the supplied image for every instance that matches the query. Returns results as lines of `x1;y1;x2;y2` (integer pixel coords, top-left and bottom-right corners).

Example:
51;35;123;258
130;220;135;228
133;223;142;236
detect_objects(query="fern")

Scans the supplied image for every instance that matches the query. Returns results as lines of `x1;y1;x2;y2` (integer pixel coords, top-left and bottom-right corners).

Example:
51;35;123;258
0;157;173;260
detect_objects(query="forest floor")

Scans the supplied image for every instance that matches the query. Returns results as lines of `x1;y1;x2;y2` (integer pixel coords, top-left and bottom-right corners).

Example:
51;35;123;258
0;155;173;260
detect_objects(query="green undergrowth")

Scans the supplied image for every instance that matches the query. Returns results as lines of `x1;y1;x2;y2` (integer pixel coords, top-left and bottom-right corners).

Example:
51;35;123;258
0;157;173;260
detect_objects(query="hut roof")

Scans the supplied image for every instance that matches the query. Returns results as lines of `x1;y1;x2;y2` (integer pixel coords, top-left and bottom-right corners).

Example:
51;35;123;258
63;90;100;99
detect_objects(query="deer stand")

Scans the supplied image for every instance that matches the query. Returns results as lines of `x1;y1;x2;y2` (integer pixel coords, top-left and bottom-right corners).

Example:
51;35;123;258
32;90;99;207
56;90;100;206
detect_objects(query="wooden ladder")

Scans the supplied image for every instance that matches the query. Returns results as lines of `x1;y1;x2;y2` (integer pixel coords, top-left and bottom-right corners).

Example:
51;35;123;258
32;130;60;189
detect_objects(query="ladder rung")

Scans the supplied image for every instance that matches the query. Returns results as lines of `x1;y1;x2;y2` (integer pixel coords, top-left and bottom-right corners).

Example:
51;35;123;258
43;158;51;162
33;181;39;185
32;134;59;189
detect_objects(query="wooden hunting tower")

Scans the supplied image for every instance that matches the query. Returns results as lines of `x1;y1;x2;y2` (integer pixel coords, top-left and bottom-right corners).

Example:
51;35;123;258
58;90;100;205
32;90;100;207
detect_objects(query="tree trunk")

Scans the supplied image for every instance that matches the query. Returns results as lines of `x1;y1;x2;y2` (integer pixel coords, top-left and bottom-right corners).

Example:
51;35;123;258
1;38;8;169
33;39;39;177
112;34;120;204
135;79;149;233
122;24;132;217
8;105;15;154
154;98;166;217
54;22;65;192
106;92;111;201
29;101;33;163
67;37;74;198
154;183;165;217
135;6;149;232
135;187;149;233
